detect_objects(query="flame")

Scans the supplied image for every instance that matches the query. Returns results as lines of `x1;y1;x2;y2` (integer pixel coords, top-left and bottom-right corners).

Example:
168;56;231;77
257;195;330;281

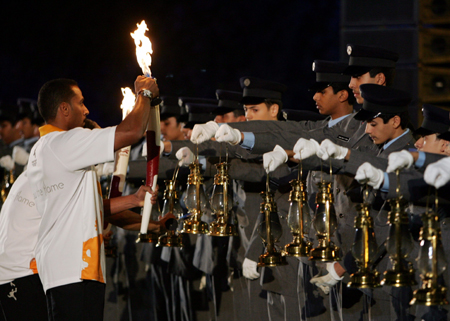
120;87;136;120
130;20;153;77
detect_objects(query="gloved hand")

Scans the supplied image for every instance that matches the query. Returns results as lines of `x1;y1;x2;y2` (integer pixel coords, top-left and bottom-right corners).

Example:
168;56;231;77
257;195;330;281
310;262;344;295
176;147;195;166
102;162;115;176
0;155;14;171
12;146;29;165
190;121;219;144
263;145;288;173
386;150;414;173
215;123;242;145
355;162;385;189
242;258;260;280
316;139;349;161
141;140;164;158
424;157;450;189
293;138;320;160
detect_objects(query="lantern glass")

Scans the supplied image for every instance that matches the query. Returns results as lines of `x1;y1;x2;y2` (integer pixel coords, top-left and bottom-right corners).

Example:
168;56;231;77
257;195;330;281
287;200;311;235
210;185;233;214
313;202;337;237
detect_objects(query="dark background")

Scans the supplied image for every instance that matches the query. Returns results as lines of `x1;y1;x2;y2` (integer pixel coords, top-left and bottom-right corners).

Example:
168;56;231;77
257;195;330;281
0;1;340;127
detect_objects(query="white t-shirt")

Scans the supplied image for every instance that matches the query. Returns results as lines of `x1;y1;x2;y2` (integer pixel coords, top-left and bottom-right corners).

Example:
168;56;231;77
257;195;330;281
27;125;115;292
0;171;40;285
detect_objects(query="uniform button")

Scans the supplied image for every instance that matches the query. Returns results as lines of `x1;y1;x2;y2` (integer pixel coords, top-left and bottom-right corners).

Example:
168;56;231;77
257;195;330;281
339;213;344;218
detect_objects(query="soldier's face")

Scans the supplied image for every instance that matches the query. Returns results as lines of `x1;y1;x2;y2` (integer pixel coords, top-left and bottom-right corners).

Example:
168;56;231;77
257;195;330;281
365;117;396;145
244;102;278;121
349;72;378;104
161;116;183;141
0;121;15;145
419;134;448;154
313;86;340;116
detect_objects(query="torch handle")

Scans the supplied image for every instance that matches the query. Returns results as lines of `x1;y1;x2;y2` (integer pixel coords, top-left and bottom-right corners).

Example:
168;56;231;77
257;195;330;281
140;181;157;234
109;146;132;198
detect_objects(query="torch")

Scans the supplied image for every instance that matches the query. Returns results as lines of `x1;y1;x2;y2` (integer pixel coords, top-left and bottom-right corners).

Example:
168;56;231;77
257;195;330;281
130;20;162;243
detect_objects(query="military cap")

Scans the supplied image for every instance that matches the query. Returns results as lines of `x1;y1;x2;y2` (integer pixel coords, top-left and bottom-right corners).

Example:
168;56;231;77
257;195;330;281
184;103;216;129
240;77;287;105
0;105;18;124
282;109;327;122
343;44;399;76
178;97;217;122
214;90;243;115
309;60;350;92
415;104;450;137
160;96;182;120
354;84;411;121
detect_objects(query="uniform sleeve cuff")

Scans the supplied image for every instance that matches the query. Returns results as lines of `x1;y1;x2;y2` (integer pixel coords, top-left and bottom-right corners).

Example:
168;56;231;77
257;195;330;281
415;151;426;168
240;132;255;150
380;172;389;192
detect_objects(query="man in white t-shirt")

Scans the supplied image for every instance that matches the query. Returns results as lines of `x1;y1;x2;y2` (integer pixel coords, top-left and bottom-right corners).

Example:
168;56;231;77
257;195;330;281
27;76;159;321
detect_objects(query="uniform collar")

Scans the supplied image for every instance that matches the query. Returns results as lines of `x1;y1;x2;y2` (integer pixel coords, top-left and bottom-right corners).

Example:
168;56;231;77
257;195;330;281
39;124;66;137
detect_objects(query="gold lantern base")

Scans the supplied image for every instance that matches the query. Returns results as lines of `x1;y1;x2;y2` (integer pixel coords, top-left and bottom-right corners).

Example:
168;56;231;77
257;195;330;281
258;250;288;267
309;243;340;262
348;270;381;289
410;284;448;306
136;232;159;243
181;219;209;234
381;268;417;287
208;222;238;237
284;240;312;257
156;232;183;247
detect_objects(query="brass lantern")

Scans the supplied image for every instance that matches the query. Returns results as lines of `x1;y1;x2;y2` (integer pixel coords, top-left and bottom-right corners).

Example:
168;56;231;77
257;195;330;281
0;169;14;204
181;162;209;234
209;162;238;237
284;179;312;257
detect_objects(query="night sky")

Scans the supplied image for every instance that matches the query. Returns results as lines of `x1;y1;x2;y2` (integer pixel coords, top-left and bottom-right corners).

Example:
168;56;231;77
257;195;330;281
1;1;340;127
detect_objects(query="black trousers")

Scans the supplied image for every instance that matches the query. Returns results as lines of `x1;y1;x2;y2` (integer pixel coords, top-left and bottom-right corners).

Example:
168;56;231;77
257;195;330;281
0;274;47;321
46;280;105;321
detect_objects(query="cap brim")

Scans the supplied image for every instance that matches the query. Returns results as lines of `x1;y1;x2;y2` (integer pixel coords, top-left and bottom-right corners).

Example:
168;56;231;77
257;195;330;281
438;131;450;140
354;108;380;121
213;107;236;116
414;127;434;137
343;65;372;76
308;82;330;92
241;96;266;105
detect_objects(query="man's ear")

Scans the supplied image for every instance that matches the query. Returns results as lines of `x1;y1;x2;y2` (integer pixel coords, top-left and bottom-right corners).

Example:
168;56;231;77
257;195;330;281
392;115;401;129
375;73;386;86
440;140;450;153
270;103;279;119
237;115;246;122
338;89;349;102
59;102;70;117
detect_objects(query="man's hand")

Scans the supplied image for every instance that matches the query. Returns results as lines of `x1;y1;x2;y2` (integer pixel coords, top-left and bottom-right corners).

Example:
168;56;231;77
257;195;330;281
242;258;260;280
316;139;349;161
190;121;219;144
176;147;195;166
310;262;344;294
215;124;242;145
134;76;159;98
133;185;159;207
12;146;29;166
293;138;320;160
355;162;384;189
386;150;414;173
424;157;450;188
0;155;14;171
263;145;288;173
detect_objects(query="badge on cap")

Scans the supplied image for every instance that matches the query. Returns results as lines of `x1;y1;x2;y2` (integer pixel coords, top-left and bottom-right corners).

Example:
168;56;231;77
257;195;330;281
178;98;183;106
347;45;352;56
244;78;251;87
312;62;316;71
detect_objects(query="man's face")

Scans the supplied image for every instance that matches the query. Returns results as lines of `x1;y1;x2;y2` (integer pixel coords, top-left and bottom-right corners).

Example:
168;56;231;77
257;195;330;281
365;117;396;145
19;117;36;139
161;116;183;141
416;134;447;154
313;86;341;116
0;121;15;145
214;115;224;123
68;86;89;129
349;72;378;104
244;102;277;121
181;123;191;140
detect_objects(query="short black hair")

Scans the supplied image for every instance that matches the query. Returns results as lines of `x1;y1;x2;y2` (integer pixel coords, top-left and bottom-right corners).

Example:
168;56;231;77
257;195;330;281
232;108;245;118
377;111;410;130
37;78;78;122
329;82;356;106
369;67;396;87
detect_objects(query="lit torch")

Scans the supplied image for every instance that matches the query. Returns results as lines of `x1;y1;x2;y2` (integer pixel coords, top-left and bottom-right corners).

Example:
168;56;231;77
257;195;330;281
131;20;161;242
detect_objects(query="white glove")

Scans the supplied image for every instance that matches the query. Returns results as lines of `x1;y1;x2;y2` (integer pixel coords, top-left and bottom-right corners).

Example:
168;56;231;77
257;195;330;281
293;138;320;160
141;140;164;158
263;145;288;173
215;124;242;145
176;147;195;166
316;139;349;161
0;155;14;171
12;146;29;166
102;162;115;176
386;150;414;173
310;262;343;295
355;162;385;189
424;157;450;189
190;121;219;144
242;258;260;280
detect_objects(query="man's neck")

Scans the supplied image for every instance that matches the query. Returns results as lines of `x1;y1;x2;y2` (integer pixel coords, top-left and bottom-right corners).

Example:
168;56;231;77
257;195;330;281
329;104;353;120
